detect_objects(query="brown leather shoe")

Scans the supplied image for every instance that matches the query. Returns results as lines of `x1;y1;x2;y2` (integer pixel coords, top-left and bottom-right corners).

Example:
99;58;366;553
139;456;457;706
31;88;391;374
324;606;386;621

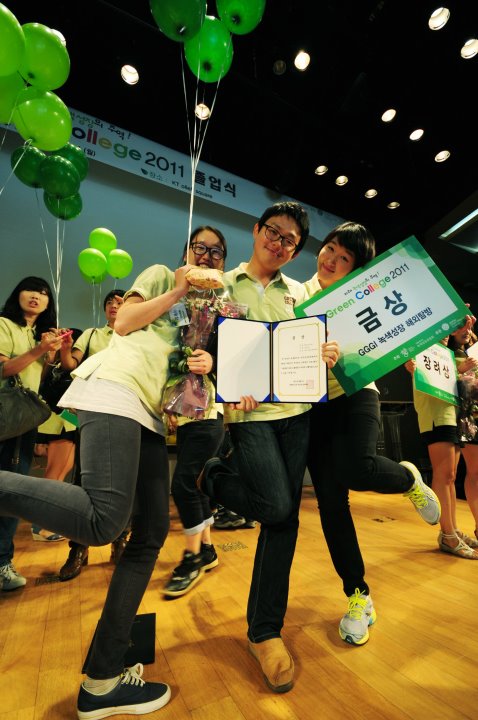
59;543;89;581
110;534;128;564
248;638;294;693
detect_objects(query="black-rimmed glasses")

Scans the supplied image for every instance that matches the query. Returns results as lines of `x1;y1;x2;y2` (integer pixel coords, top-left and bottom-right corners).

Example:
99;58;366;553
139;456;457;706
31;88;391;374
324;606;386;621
263;224;298;252
190;242;225;260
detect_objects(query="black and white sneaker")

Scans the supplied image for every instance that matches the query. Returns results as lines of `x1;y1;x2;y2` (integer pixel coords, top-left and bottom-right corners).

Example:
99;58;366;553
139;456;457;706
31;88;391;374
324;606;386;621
77;663;171;719
200;542;219;571
163;550;204;597
213;506;246;529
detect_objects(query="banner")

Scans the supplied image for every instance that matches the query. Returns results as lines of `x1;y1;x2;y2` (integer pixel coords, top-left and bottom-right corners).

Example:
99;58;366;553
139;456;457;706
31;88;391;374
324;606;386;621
295;236;469;395
64;109;342;239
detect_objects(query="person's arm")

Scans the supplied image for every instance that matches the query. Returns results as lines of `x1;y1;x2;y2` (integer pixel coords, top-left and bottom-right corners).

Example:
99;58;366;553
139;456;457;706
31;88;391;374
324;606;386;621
59;330;84;370
0;331;63;378
114;265;194;336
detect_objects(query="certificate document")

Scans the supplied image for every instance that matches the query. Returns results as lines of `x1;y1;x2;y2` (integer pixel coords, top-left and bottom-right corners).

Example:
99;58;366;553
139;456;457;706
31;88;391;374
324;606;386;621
413;343;459;405
295;236;469;395
216;315;327;403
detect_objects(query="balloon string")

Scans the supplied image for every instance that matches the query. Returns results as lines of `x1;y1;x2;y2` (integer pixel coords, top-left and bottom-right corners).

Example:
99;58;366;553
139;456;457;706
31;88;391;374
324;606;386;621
180;33;229;264
0;140;31;198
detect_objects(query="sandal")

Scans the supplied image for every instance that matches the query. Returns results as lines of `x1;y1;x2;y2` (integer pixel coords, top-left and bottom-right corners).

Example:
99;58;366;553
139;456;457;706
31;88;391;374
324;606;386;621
456;529;478;549
438;531;478;559
32;529;64;542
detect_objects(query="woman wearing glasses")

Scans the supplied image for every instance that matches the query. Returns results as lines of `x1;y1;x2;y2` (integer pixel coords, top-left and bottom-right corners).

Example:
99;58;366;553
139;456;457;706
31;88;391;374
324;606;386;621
163;226;230;597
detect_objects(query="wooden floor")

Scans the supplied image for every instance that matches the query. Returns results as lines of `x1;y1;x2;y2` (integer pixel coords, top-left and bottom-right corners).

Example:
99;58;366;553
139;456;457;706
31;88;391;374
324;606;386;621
1;485;477;720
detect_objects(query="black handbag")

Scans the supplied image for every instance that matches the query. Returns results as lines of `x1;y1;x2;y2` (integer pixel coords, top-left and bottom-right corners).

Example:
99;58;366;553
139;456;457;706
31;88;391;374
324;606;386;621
0;374;51;442
39;329;95;414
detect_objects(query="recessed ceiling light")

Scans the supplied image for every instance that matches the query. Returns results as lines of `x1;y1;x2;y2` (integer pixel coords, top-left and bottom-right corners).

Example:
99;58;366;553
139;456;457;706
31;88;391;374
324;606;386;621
381;108;396;123
387;201;400;209
121;64;139;85
315;165;328;175
428;7;450;31
409;128;424;141
273;60;286;75
365;189;378;198
335;175;348;186
294;51;310;71
461;38;478;59
195;103;211;120
435;150;451;162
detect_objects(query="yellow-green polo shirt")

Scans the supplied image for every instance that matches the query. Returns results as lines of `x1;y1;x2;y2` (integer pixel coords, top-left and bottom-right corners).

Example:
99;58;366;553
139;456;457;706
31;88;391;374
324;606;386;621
222;263;311;424
0;317;44;392
72;264;180;417
412;386;457;433
74;325;112;357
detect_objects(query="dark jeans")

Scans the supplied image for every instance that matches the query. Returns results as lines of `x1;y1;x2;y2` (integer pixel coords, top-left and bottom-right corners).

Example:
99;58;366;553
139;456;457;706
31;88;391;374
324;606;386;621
209;412;310;641
171;417;224;533
307;389;413;597
0;428;36;566
0;411;170;678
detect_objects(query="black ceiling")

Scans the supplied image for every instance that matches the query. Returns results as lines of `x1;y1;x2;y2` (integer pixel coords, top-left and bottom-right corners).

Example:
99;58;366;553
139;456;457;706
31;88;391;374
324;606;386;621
12;0;478;248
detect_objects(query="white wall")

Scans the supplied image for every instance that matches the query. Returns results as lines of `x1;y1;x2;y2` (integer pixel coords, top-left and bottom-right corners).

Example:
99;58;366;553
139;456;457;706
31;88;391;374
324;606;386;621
0;129;337;331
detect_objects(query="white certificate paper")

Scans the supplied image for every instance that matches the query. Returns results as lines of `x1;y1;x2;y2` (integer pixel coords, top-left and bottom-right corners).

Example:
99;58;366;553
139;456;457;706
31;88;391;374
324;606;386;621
216;315;327;403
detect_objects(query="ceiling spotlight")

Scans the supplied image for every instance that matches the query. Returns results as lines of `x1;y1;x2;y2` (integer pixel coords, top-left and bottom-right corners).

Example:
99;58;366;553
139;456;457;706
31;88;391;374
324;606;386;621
335;175;348;186
273;60;287;75
435;150;451;162
409;128;424;141
195;103;211;120
381;108;397;123
428;7;450;30
315;165;328;176
364;188;378;198
294;51;310;71
121;64;139;85
387;201;400;209
461;38;478;59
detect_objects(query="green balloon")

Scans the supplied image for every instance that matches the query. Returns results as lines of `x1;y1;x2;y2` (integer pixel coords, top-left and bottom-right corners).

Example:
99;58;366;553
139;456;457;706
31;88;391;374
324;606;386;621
80;270;107;285
0;72;25;122
11;145;46;188
78;248;107;280
53;142;89;181
39;155;80;199
12;86;72;151
44;191;82;220
107;249;133;279
89;227;117;257
184;16;233;83
150;0;206;42
0;4;25;77
18;23;70;91
216;0;266;35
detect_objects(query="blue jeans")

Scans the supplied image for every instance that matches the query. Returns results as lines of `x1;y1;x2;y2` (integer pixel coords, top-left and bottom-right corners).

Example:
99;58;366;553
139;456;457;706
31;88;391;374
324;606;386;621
208;412;310;641
0;411;170;679
171;417;224;533
307;389;414;597
0;428;36;566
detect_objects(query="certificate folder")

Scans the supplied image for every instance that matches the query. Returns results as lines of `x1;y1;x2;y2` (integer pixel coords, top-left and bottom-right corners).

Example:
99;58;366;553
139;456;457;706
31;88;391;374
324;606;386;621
216;315;327;403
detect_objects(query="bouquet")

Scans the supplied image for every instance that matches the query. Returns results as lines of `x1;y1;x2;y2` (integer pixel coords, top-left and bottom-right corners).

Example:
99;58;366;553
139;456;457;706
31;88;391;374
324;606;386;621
457;372;478;442
161;290;247;420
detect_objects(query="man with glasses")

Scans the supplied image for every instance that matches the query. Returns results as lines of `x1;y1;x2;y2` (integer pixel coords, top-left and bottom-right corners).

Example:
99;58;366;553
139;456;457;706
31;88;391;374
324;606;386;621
198;201;338;694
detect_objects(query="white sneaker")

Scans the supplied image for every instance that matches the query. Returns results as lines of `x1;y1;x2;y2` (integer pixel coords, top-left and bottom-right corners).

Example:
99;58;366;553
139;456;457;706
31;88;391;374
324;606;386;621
400;460;441;525
339;588;377;645
0;562;27;591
